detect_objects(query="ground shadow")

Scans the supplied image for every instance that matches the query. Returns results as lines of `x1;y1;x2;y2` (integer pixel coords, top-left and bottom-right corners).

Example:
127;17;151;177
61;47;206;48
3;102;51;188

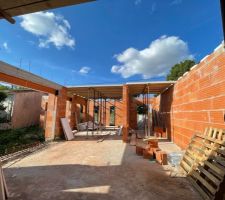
3;138;200;200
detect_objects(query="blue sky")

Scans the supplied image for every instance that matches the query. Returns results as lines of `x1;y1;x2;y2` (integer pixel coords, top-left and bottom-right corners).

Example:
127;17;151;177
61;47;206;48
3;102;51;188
0;0;223;86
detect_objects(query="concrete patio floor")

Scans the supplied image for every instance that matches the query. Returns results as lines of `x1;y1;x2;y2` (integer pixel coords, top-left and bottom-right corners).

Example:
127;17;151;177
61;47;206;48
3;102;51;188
3;136;201;200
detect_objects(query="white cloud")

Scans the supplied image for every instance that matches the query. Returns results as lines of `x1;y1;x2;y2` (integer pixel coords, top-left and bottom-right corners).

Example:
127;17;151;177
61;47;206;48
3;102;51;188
79;67;91;75
3;42;8;50
20;11;75;49
2;42;10;52
171;0;182;5
111;36;193;79
134;0;142;5
150;2;157;14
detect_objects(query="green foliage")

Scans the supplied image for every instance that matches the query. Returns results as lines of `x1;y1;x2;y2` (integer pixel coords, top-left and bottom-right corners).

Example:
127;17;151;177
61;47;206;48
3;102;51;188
0;125;45;156
137;105;147;114
167;60;196;81
0;85;10;90
0;91;7;111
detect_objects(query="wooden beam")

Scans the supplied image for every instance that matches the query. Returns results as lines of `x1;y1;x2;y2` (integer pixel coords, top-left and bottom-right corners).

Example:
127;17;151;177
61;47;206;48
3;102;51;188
0;8;15;24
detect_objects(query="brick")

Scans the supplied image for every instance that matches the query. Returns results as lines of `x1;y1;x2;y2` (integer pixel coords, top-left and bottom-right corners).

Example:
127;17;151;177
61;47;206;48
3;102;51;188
155;151;167;165
148;139;158;148
136;146;143;156
143;149;153;159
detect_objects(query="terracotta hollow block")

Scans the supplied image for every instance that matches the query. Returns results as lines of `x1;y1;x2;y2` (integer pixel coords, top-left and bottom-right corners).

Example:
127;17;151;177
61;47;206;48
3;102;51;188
155;151;163;164
148;140;159;148
156;151;168;165
136;146;143;156
152;147;161;154
143;149;153;159
160;151;168;165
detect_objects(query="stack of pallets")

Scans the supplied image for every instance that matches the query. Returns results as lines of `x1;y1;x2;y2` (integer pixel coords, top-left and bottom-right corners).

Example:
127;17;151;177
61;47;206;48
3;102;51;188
0;162;9;200
180;127;225;200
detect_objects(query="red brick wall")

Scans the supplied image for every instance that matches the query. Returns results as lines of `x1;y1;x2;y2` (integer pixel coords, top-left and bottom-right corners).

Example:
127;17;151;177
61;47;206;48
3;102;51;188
154;43;225;149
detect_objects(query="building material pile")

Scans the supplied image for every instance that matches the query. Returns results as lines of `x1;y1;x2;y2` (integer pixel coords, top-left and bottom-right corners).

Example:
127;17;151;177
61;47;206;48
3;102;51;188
0;162;8;200
180;127;225;200
135;137;168;165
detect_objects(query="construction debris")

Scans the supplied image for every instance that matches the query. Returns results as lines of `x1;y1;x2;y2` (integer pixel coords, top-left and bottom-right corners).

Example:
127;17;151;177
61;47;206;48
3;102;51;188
60;118;75;141
135;136;168;165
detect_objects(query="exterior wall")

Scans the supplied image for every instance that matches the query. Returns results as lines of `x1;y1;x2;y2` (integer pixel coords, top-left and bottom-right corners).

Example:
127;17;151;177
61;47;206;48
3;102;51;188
154;43;225;149
11;91;43;128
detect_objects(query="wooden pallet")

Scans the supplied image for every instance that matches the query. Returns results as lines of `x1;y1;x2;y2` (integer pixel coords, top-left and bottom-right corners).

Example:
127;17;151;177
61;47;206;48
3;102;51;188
180;127;225;200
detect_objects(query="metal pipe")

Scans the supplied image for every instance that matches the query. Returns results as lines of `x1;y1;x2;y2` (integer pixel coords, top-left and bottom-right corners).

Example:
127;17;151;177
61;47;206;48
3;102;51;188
92;89;95;136
87;88;90;136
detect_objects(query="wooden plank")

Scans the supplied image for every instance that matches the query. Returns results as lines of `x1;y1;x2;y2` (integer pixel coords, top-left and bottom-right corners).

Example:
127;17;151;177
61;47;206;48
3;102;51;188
192;138;203;145
203;143;216;150
0;8;15;24
211;161;225;173
212;128;217;139
204;161;225;177
207;127;213;137
196;134;225;146
186;148;196;156
189;144;205;156
203;127;209;136
217;129;223;140
212;156;225;167
208;168;223;181
198;166;221;186
183;154;195;165
0;164;5;200
187;176;211;200
217;149;225;156
0;0;94;18
1;168;9;198
190;171;217;195
180;160;191;173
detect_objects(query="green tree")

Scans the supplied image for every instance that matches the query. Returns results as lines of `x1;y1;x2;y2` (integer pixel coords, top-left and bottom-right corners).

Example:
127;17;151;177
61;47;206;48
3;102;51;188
167;60;196;81
0;85;10;90
0;91;7;123
0;91;7;111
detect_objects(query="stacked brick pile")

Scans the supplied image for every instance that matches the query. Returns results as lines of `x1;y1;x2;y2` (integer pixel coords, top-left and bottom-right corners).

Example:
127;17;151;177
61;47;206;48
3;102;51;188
136;139;167;165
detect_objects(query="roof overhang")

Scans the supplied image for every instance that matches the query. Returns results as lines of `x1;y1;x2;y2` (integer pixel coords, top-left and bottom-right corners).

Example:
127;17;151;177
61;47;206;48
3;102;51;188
127;81;176;96
0;0;95;24
67;84;123;99
67;81;176;99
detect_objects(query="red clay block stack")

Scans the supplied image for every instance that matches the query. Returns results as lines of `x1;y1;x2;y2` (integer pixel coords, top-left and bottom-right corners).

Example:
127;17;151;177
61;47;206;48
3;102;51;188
136;146;144;156
155;151;168;165
135;138;168;165
154;127;167;138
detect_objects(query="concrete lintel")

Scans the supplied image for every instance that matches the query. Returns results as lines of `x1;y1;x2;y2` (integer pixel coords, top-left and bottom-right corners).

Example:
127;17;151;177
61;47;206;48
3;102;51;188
0;61;62;91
